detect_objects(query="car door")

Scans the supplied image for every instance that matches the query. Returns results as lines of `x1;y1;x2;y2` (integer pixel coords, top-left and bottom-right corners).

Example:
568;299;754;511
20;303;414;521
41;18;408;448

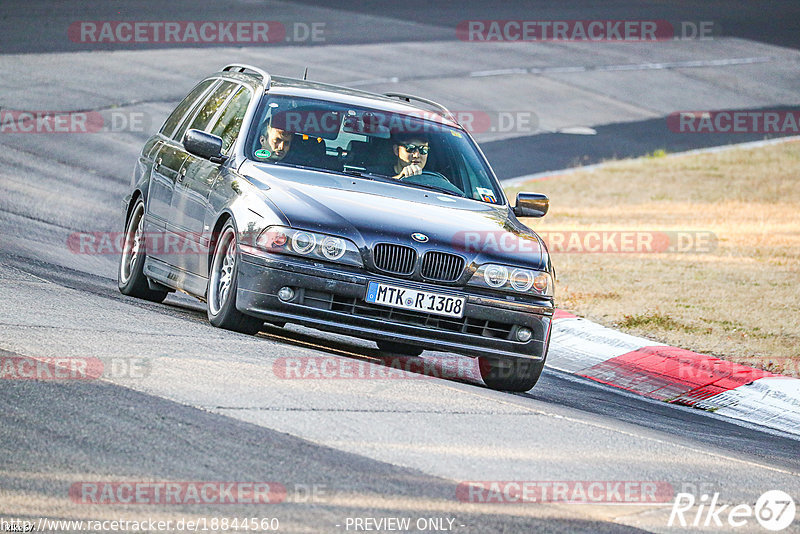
146;79;216;231
168;81;240;275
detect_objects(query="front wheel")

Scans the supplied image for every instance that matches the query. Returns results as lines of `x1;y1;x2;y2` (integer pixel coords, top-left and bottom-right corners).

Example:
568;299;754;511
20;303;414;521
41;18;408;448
118;198;168;303
207;220;263;335
478;356;545;392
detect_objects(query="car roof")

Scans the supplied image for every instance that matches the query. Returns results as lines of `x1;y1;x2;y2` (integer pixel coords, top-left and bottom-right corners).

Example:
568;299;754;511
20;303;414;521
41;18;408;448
213;68;461;129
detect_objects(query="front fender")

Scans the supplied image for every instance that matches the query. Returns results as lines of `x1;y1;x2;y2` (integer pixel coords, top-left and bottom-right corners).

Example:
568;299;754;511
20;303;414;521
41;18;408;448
205;169;287;272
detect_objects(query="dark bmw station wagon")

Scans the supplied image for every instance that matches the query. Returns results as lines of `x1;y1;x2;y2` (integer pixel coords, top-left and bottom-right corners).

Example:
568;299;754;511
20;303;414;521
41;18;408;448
119;64;555;391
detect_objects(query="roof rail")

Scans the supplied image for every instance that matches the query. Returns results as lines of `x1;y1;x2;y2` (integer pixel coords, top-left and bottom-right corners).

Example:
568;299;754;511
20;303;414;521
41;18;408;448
383;92;458;124
222;64;271;90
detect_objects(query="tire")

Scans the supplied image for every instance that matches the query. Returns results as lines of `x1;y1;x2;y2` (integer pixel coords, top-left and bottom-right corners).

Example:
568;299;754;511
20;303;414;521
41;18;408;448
376;340;424;357
478;356;546;392
206;220;263;335
118;198;169;303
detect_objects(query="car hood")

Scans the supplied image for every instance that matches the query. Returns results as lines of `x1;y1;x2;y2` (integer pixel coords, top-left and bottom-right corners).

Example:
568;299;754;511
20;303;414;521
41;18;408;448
240;162;546;270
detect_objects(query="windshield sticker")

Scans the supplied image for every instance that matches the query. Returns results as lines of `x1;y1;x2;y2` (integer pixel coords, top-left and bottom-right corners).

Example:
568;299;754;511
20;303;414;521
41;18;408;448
254;148;272;159
477;187;497;203
301;134;324;143
450;130;463;138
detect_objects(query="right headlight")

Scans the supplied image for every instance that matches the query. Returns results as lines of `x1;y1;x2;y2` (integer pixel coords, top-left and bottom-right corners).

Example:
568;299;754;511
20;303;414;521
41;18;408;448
254;226;363;267
468;264;553;297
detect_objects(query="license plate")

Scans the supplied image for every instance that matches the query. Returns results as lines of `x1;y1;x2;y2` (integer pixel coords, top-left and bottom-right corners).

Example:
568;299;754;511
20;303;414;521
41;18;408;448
365;281;465;318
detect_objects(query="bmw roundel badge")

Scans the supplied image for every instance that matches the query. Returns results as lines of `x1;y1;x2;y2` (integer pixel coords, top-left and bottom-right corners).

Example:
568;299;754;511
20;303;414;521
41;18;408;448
412;233;429;243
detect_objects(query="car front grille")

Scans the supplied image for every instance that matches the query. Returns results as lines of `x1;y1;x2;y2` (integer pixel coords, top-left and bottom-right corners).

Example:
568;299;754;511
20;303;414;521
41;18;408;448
373;243;416;275
420;251;465;282
300;290;514;340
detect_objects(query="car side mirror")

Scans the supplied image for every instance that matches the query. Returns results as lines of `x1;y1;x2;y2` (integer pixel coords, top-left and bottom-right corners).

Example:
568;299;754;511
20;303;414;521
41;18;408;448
183;129;227;163
513;192;549;218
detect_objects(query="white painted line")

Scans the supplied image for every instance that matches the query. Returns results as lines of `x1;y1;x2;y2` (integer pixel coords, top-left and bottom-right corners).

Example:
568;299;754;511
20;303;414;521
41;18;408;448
502;135;800;186
531;66;587;74
592;57;773;72
470;68;529;77
344;56;775;87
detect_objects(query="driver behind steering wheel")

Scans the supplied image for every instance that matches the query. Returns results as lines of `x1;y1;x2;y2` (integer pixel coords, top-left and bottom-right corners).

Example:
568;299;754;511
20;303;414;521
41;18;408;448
383;134;430;180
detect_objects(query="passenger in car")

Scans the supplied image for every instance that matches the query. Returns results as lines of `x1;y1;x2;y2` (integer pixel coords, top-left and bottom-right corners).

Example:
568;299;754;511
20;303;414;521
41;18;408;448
373;134;430;179
257;124;293;162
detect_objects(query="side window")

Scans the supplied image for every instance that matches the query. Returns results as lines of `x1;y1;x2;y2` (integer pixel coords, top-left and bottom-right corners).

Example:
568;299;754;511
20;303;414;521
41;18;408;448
186;81;237;134
209;86;252;155
160;79;215;139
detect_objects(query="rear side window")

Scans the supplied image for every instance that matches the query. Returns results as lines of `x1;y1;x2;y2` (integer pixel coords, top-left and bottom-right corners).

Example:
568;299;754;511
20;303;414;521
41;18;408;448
186;81;237;133
209;86;252;154
160;79;215;139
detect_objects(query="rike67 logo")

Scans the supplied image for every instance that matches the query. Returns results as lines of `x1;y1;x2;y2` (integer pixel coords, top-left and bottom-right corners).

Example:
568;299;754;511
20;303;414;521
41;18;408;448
669;490;796;531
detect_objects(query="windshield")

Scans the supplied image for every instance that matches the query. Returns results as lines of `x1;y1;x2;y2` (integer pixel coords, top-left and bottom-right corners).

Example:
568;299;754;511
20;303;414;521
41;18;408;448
246;94;505;205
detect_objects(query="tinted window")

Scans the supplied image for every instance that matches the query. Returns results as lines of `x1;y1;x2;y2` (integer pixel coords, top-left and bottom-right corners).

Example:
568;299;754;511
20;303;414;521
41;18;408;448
186;81;237;134
160;79;215;139
209;86;252;154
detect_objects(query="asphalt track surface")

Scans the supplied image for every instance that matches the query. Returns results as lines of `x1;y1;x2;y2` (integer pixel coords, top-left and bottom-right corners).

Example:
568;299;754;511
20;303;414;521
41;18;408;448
1;2;799;533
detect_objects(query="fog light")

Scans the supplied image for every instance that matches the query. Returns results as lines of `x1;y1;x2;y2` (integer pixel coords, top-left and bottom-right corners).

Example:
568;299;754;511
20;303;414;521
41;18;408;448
278;286;295;302
516;327;533;342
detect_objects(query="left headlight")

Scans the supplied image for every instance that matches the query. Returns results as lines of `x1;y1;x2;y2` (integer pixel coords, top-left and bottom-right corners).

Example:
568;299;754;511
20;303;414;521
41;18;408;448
469;264;553;297
254;226;363;267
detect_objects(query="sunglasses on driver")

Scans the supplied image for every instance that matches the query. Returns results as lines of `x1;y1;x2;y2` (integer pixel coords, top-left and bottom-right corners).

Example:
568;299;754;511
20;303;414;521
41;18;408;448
400;143;429;155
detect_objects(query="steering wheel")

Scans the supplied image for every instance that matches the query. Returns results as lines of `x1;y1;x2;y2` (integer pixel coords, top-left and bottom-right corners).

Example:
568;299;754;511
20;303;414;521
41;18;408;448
403;170;464;196
420;170;447;181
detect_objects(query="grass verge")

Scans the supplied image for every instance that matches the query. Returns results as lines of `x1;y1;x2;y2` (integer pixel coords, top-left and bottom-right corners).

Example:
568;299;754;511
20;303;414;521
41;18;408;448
506;140;800;377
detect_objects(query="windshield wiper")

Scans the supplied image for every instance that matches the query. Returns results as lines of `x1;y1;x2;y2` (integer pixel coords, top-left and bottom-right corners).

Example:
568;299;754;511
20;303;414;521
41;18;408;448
344;169;398;182
344;169;370;178
403;182;466;198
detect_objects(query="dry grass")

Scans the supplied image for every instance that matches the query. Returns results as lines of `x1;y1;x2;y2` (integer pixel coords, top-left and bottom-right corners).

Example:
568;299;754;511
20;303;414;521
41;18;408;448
506;141;800;377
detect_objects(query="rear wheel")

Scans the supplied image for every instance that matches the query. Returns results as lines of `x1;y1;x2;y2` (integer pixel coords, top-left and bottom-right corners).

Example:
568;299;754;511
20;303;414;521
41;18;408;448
207;220;263;335
118;198;168;303
478;356;545;392
376;340;424;357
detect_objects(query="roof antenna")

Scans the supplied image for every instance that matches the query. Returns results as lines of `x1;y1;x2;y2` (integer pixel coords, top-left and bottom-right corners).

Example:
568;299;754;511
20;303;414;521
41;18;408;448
303;67;309;80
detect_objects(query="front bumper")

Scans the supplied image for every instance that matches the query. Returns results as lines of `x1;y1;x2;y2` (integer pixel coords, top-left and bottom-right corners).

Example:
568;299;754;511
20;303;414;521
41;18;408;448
237;252;553;361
